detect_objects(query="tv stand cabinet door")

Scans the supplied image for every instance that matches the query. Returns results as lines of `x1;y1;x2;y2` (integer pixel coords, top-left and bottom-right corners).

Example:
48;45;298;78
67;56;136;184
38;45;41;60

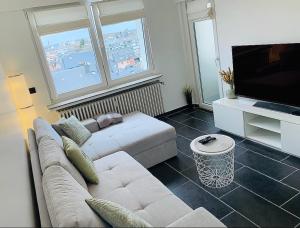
282;121;300;157
213;102;245;137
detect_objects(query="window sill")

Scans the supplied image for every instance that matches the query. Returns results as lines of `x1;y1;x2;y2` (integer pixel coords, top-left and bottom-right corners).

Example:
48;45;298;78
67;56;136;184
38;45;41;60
48;74;163;111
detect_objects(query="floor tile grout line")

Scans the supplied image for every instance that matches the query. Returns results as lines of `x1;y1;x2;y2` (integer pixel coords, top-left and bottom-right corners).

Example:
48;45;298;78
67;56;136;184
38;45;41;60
219;211;235;221
219;210;259;228
166;108;196;117
166;116;247;146
186;110;215;124
236;163;300;193
165;116;212;135
236;182;300;221
237;144;299;170
281;192;300;207
235;160;245;167
182;116;214;127
219;185;241;200
280;169;299;182
176;148;193;159
164;163;260;228
167;150;195;173
233;165;245;173
281;155;291;162
170;177;192;192
168;110;214;126
177;148;193;158
177;132;202;142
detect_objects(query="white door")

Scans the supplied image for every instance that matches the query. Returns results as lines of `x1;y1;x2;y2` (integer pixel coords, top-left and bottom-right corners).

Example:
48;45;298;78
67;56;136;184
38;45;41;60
191;19;221;109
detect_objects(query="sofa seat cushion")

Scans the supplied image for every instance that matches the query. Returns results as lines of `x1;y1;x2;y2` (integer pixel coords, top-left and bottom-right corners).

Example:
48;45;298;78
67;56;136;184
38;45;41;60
81;112;176;161
42;166;107;227
88;152;192;227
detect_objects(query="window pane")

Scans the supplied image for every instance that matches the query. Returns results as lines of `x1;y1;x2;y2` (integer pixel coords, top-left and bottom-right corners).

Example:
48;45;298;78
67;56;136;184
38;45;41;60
41;28;102;95
102;19;149;80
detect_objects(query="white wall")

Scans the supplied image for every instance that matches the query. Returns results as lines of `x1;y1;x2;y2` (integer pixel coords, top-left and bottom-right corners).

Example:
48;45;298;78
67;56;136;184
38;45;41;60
144;0;194;111
0;0;191;123
0;10;59;123
215;0;300;72
0;64;36;227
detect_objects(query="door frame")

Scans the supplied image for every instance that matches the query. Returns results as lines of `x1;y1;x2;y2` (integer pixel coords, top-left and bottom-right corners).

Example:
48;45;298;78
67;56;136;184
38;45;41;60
187;3;223;111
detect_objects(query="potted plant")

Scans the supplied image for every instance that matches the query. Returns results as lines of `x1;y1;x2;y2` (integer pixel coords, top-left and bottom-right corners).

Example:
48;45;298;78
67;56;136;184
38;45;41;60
219;67;237;99
183;85;193;106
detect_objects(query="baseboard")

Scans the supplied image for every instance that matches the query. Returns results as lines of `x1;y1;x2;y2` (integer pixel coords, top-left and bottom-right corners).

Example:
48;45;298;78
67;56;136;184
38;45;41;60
156;104;199;118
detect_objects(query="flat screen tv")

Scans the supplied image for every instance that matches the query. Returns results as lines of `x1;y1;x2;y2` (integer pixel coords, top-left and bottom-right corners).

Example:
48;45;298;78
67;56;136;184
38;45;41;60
232;43;300;107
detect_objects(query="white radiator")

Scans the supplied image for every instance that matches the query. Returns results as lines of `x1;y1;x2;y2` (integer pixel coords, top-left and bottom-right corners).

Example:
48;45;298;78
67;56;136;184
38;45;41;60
58;82;165;121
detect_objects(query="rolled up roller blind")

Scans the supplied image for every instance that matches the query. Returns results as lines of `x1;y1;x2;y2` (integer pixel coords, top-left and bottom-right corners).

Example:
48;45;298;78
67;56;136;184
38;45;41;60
32;5;89;35
97;0;145;25
186;0;212;20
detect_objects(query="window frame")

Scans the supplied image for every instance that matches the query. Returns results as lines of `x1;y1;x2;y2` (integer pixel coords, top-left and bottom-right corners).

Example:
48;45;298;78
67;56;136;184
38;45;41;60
91;2;155;88
26;2;155;104
27;4;108;102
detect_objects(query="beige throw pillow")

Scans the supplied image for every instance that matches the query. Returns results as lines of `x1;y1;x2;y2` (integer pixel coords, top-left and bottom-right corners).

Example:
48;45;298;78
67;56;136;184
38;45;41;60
59;116;92;146
86;198;152;227
62;136;99;184
96;113;123;129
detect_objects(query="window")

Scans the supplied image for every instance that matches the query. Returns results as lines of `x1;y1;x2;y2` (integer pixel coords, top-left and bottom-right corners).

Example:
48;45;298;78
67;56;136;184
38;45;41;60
102;19;149;80
40;28;101;95
27;0;153;103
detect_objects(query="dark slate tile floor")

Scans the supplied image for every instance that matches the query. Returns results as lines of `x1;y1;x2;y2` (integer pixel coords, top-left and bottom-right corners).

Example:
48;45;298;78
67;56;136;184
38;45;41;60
150;107;300;228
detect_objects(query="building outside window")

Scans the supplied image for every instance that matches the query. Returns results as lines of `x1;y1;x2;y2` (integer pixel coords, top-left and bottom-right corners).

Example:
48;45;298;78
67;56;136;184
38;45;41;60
102;19;148;80
40;28;101;95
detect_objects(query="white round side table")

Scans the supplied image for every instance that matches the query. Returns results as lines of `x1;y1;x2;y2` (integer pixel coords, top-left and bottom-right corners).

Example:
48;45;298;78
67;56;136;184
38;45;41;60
190;134;235;188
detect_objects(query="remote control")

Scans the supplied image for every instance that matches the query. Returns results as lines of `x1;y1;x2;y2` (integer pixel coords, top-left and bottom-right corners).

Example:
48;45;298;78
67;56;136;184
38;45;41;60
199;136;216;145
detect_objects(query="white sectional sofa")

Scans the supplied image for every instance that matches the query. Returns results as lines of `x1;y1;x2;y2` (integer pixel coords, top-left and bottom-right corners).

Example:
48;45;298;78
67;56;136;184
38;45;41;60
28;112;225;227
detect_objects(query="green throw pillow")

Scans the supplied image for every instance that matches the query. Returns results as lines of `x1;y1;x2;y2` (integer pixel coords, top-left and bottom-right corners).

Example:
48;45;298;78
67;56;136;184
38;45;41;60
86;198;152;228
59;116;92;146
62;136;99;184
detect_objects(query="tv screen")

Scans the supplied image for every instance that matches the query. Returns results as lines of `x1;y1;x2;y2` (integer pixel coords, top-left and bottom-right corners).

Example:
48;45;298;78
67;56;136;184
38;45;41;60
232;43;300;107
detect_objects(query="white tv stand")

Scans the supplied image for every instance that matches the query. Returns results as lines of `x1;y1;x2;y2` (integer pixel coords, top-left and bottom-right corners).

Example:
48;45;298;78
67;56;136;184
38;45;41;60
213;98;300;157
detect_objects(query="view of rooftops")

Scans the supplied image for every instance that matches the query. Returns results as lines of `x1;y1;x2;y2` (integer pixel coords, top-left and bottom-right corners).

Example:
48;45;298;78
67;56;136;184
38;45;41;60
41;19;148;95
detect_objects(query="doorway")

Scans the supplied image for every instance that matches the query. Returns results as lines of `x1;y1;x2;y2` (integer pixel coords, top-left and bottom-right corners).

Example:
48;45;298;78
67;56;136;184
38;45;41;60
191;18;221;109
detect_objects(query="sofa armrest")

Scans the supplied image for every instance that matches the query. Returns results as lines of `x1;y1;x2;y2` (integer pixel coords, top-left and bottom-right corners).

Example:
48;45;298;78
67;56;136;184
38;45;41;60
167;208;226;227
81;119;100;133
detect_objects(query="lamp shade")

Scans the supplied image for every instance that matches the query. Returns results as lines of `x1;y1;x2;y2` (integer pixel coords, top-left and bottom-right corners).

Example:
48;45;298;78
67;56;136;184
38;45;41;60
8;74;33;109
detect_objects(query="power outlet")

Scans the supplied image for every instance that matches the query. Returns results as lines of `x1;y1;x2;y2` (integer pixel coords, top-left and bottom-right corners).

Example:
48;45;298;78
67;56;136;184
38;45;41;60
29;87;36;94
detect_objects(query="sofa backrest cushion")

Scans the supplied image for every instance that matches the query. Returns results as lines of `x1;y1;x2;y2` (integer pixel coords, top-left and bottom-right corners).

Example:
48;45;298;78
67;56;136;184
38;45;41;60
33;117;63;147
38;136;87;189
59;116;92;146
42;166;107;227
